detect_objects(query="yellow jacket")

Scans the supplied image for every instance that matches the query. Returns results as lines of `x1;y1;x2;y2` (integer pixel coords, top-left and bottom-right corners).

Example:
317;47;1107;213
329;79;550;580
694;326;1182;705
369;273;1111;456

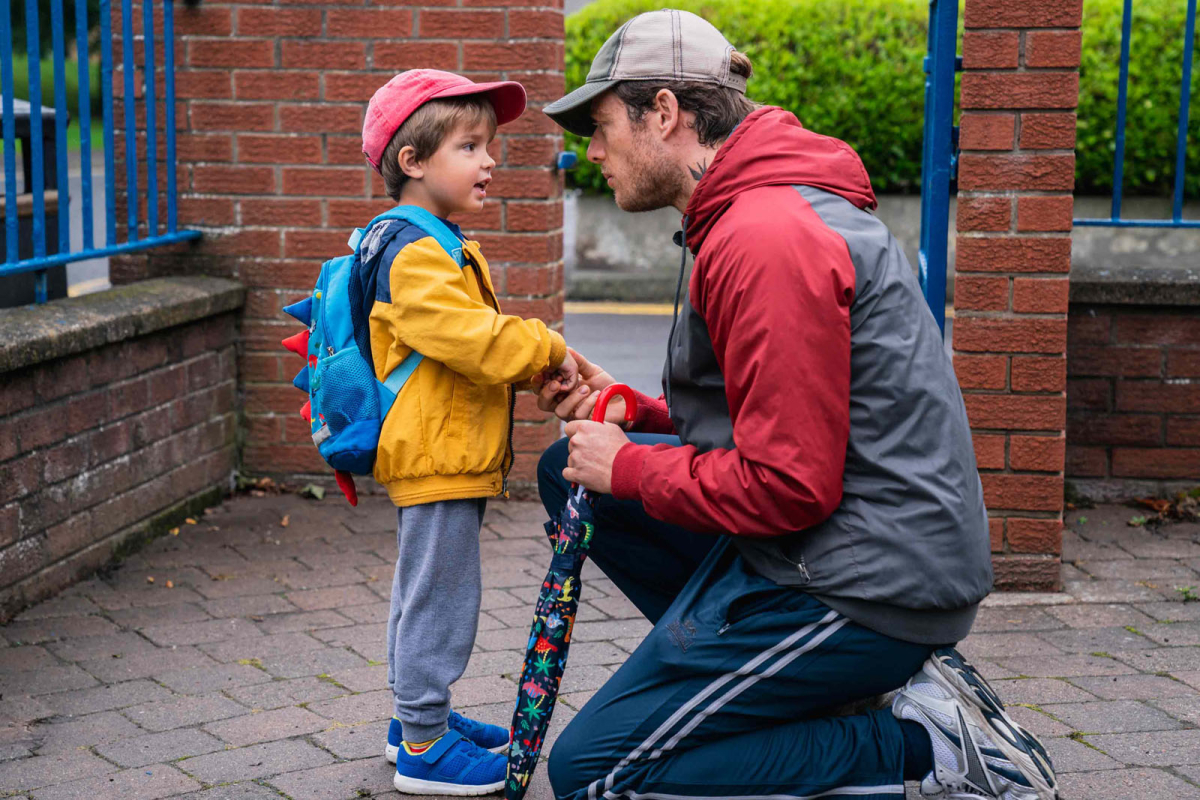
367;221;565;507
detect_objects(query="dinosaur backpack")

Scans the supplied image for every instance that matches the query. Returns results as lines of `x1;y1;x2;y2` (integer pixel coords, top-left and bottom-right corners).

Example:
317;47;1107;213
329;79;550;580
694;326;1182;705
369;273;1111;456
280;205;465;506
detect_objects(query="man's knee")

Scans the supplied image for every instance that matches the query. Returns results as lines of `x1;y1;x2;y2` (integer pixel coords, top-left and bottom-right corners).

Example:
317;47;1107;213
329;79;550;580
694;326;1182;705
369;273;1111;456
537;437;570;515
546;715;605;800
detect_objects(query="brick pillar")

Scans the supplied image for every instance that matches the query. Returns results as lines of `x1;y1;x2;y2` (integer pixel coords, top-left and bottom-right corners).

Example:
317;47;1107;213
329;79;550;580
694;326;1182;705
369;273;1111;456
111;0;566;495
955;0;1081;590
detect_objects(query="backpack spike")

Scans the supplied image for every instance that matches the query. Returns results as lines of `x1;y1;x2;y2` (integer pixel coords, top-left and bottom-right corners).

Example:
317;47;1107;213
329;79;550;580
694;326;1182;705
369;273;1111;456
282;330;310;359
292;367;310;393
283;296;313;326
335;470;359;506
300;400;312;423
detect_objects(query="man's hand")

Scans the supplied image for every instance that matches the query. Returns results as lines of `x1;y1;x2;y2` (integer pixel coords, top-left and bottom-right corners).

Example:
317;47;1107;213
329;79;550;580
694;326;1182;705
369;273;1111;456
538;349;629;425
562;420;630;495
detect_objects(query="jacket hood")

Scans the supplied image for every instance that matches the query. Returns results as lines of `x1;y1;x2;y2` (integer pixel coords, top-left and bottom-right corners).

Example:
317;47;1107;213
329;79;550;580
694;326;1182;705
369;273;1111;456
683;106;878;252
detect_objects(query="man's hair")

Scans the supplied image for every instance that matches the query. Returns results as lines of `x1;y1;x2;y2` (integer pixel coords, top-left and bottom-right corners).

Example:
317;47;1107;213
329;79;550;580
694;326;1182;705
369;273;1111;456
380;96;497;201
612;51;759;147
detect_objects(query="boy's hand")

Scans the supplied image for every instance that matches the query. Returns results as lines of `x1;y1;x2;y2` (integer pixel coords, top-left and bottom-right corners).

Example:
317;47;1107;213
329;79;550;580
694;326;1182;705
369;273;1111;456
531;351;575;394
548;350;580;394
538;349;628;426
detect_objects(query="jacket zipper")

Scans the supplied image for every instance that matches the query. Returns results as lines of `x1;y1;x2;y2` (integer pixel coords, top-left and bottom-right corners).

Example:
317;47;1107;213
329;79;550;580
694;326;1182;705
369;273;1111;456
797;555;811;583
665;216;689;413
502;385;515;498
467;250;515;498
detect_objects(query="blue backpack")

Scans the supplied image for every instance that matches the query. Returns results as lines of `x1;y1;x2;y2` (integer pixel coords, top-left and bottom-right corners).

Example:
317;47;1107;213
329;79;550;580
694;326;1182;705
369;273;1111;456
280;205;466;504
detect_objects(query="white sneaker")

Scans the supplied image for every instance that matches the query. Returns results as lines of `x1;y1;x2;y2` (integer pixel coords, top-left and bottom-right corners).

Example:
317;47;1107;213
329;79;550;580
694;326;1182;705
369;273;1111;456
892;648;1059;800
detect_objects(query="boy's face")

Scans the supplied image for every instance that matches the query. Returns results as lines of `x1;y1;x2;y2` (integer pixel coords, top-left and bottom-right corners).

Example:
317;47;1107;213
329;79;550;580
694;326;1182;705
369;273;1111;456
417;117;497;218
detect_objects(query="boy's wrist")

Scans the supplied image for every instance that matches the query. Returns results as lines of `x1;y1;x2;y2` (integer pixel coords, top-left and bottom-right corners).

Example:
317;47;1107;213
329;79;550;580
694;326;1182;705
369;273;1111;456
547;331;568;370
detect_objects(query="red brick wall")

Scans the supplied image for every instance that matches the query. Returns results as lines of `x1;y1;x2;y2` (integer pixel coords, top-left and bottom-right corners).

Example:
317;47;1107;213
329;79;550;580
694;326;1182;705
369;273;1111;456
956;0;1081;591
109;0;566;495
1067;305;1200;492
0;313;239;622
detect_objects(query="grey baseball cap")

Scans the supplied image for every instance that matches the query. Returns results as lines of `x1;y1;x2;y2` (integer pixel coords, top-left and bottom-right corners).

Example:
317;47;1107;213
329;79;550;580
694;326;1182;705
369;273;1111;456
543;9;747;137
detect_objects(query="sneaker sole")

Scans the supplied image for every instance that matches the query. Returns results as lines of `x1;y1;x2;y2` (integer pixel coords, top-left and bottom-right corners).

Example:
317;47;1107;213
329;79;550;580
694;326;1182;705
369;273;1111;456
386;740;510;764
393;772;505;796
929;648;1059;800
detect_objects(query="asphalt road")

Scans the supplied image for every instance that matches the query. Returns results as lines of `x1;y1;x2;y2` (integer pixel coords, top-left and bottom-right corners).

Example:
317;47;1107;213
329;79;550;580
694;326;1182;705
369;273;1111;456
563;306;675;397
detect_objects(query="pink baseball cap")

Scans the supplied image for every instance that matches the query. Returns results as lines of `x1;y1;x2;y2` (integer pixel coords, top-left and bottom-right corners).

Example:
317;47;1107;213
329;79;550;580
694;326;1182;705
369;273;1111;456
362;69;527;172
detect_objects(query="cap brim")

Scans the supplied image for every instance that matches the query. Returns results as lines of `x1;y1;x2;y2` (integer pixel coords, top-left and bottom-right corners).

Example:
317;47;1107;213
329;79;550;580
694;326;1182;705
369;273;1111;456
432;80;528;127
542;80;617;137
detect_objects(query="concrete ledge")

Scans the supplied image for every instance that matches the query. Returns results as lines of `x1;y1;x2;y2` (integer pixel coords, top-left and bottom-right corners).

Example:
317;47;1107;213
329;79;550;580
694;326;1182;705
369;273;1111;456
569;270;682;303
1069;262;1200;306
0;276;245;373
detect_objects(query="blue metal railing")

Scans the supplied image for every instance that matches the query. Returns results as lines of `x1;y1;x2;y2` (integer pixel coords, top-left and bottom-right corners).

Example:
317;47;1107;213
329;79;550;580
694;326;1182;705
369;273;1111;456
918;0;960;335
1;0;200;304
1075;0;1200;229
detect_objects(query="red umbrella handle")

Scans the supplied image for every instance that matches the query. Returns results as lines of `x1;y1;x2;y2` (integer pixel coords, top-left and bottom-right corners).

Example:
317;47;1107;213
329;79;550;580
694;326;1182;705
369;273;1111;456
568;384;638;497
591;384;638;424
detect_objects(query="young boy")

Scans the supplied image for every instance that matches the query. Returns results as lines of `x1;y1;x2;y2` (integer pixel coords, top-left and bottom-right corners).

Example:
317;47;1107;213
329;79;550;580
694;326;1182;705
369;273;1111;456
360;70;579;794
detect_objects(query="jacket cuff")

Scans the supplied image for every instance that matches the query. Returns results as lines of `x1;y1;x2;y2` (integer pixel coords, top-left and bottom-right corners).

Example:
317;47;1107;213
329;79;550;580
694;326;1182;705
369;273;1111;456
546;331;567;370
631;390;674;434
610;442;647;501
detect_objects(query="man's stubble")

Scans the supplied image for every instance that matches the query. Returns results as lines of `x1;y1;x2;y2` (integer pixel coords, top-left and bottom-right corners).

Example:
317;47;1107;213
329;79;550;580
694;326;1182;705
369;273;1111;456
613;128;686;214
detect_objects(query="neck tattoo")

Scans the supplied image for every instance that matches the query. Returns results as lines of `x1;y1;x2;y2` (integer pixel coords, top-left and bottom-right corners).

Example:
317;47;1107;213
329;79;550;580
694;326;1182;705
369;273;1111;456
688;158;709;182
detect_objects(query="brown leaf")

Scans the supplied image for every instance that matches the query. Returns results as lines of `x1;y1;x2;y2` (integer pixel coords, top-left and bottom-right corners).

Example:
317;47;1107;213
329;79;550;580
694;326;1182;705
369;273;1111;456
280;515;290;528
146;576;155;584
166;580;174;589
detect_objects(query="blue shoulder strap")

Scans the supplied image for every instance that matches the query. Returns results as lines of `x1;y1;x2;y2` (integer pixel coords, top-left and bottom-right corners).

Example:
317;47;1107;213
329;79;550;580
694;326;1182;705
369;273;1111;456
347;205;465;267
349;206;468;397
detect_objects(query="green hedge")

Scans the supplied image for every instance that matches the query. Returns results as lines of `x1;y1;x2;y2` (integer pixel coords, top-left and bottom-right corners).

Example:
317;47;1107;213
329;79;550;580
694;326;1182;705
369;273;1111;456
565;0;1199;197
11;56;103;117
1078;0;1199;196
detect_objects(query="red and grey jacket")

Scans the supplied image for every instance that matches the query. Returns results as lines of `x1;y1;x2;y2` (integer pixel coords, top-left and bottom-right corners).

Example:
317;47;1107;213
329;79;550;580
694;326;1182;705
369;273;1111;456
611;107;992;645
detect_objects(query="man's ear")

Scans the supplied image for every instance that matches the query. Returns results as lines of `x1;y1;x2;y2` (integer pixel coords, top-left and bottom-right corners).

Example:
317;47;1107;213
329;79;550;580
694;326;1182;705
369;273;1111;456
397;145;424;180
652;89;682;141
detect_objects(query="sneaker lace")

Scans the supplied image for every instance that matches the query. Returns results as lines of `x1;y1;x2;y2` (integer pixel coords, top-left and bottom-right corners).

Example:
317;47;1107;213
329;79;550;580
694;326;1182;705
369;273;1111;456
456;735;494;761
452;711;486;739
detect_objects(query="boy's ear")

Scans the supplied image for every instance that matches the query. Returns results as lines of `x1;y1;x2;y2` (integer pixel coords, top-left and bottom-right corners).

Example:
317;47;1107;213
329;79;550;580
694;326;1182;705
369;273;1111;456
397;145;424;180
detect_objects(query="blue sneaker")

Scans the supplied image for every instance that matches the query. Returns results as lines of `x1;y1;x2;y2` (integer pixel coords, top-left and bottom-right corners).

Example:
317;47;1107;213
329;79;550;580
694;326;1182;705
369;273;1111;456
386;712;512;763
392;729;506;795
448;710;511;752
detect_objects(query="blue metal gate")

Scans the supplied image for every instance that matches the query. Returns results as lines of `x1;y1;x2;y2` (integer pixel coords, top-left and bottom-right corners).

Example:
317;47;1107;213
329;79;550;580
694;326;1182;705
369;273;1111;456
1;0;199;304
1074;0;1198;229
918;0;960;335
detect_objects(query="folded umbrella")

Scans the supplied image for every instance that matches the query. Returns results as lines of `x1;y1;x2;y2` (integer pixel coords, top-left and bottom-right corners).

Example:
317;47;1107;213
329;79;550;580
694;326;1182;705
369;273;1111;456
505;384;638;799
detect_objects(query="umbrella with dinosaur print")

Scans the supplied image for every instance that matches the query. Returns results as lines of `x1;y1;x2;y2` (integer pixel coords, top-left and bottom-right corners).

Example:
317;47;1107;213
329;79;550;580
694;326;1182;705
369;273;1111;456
505;384;638;799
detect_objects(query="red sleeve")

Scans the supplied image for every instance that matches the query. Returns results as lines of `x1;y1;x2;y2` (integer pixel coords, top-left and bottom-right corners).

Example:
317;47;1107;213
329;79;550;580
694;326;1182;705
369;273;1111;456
628;389;675;434
611;191;855;537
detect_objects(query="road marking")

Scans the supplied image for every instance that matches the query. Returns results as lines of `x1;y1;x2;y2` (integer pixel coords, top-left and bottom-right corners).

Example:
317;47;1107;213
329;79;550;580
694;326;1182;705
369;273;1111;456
565;302;676;316
68;277;111;297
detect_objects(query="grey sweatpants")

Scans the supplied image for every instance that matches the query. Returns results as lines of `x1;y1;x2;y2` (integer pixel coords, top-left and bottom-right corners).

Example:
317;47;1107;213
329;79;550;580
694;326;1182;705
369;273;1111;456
387;497;486;743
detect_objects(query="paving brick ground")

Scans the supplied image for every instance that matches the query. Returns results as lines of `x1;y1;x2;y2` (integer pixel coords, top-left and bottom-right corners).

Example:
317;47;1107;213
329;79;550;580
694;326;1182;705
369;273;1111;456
2;495;1198;799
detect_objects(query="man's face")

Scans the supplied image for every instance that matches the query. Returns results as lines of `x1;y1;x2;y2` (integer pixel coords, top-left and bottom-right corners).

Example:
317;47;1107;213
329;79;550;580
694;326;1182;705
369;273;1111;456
586;92;683;213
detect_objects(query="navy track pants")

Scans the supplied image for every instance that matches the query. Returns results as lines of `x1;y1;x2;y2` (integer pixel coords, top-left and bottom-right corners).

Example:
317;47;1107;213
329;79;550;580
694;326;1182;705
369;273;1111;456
538;435;938;800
